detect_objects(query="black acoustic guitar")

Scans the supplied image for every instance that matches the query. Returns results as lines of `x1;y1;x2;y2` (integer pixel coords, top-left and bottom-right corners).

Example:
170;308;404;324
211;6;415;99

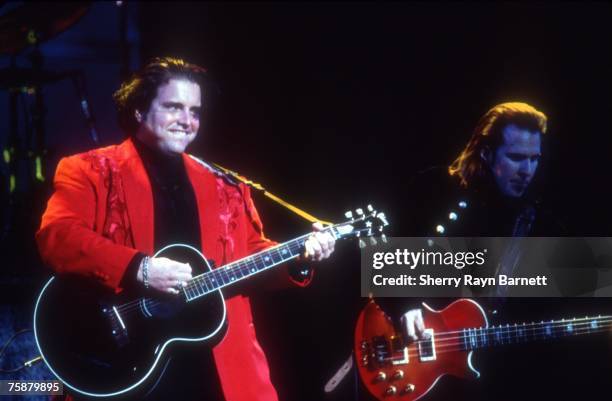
34;206;388;399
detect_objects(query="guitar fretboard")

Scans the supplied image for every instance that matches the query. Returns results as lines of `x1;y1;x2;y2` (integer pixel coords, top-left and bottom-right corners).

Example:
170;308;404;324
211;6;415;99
459;316;612;351
182;232;320;302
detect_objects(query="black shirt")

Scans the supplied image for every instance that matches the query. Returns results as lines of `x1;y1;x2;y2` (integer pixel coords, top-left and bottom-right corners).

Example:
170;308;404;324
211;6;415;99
131;138;224;401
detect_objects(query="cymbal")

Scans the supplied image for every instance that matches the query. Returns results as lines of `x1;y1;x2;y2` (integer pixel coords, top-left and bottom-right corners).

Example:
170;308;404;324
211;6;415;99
0;2;90;54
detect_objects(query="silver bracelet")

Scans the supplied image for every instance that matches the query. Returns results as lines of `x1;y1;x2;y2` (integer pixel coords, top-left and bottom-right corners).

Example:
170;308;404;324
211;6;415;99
142;256;150;289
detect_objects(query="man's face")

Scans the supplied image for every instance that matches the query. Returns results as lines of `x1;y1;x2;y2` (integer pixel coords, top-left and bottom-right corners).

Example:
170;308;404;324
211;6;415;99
135;78;201;155
488;124;542;198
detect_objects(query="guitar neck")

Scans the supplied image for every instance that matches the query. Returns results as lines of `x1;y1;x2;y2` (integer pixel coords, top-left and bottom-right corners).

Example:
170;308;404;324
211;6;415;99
182;230;328;302
459;315;612;351
178;205;388;302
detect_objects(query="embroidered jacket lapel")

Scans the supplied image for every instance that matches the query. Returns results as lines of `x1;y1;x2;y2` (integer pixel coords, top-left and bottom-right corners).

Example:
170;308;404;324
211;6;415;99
118;139;155;254
183;154;222;265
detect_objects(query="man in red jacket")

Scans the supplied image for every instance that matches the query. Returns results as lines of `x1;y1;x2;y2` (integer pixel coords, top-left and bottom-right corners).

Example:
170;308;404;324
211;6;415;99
36;57;335;401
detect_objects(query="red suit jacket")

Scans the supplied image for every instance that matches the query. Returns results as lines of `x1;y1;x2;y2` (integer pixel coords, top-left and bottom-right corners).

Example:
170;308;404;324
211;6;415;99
37;138;312;401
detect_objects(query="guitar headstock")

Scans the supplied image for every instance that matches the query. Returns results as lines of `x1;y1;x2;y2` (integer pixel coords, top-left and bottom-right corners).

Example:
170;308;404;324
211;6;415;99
331;204;389;247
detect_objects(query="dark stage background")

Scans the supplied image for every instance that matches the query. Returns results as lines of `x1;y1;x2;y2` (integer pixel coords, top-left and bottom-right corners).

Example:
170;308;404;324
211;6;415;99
2;2;612;401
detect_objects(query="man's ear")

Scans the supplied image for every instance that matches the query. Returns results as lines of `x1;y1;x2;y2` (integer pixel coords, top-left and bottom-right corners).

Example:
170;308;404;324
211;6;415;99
480;146;493;165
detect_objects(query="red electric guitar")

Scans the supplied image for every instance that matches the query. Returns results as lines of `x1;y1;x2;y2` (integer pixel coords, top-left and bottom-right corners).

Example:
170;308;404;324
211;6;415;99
354;299;612;401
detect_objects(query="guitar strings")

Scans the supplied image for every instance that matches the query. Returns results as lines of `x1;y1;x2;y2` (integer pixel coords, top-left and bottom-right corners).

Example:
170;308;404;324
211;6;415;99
406;324;612;359
423;315;612;337
372;323;612;361
363;318;612;361
392;315;612;344
434;319;612;347
113;231;316;316
432;319;612;349
112;225;374;318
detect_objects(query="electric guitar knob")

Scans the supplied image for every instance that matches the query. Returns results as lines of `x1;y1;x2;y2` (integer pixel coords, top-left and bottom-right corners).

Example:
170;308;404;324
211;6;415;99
385;385;397;395
375;371;387;382
403;383;415;393
392;370;404;380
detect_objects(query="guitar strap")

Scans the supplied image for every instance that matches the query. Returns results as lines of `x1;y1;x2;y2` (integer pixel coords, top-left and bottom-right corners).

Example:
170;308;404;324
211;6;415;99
212;164;346;393
212;163;348;393
211;162;333;226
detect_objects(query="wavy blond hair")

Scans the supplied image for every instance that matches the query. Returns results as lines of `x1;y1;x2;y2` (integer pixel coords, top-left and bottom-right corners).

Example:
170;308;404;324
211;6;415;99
448;102;547;188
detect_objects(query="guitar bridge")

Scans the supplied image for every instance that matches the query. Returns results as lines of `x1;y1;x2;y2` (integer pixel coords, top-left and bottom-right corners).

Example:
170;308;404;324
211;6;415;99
362;335;410;368
103;306;129;347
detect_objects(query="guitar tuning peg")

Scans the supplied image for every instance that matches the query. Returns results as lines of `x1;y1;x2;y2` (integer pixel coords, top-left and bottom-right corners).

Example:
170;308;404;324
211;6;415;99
358;239;366;249
369;237;377;246
367;204;374;213
345;211;354;219
356;208;364;216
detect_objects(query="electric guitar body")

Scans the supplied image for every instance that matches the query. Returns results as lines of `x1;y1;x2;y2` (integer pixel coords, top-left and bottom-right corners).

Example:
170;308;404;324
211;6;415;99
34;244;226;399
34;206;389;399
355;299;487;401
355;298;612;401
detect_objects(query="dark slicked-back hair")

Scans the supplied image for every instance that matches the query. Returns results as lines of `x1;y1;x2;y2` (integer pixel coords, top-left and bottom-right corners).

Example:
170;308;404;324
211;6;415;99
448;102;547;188
113;57;208;134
